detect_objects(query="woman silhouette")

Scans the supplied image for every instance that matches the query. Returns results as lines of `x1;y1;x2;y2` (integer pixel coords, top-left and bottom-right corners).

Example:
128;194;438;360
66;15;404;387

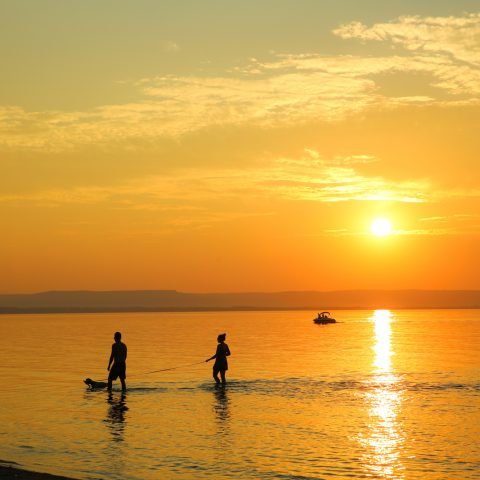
206;333;231;385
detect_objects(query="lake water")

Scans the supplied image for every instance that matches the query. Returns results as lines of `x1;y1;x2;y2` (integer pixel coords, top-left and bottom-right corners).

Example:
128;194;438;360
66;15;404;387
0;309;479;480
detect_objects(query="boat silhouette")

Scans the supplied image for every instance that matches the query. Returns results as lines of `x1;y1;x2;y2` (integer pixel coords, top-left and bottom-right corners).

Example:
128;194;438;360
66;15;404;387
313;311;336;324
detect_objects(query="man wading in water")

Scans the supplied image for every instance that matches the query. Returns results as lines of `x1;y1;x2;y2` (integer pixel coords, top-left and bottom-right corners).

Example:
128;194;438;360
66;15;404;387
206;333;231;385
107;331;127;392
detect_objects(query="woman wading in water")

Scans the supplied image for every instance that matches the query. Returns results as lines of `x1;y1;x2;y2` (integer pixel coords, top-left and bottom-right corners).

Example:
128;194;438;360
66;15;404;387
206;333;231;385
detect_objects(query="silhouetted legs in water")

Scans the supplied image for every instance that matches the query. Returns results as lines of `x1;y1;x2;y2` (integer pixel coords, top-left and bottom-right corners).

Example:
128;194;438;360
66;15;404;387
214;368;226;385
108;377;126;392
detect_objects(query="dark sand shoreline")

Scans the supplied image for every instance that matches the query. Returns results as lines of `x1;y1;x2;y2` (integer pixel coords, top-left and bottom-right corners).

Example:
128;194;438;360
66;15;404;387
0;464;78;480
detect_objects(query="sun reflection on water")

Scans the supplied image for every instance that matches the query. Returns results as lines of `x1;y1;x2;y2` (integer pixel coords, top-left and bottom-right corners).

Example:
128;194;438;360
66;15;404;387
361;310;405;479
373;310;393;372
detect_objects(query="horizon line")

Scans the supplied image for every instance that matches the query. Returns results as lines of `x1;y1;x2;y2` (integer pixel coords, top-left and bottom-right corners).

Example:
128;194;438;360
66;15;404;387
1;288;480;296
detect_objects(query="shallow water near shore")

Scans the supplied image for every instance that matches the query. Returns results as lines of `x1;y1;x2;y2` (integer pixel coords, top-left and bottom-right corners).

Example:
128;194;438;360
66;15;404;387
0;309;479;479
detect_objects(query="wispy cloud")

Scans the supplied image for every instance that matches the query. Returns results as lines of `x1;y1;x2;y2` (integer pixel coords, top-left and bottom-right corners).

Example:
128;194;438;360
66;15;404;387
0;150;428;209
0;59;441;150
333;13;480;96
0;13;478;151
3;148;477;237
334;13;480;65
395;213;480;236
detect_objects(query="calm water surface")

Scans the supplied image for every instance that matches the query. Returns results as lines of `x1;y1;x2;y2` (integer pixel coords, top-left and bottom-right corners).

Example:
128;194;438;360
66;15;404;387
0;309;479;479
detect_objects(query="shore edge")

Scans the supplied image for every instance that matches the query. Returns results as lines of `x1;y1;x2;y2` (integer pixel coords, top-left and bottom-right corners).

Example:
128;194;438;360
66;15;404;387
0;465;79;480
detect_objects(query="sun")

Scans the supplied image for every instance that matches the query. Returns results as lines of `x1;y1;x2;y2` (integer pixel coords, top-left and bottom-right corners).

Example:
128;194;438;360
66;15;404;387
371;218;392;237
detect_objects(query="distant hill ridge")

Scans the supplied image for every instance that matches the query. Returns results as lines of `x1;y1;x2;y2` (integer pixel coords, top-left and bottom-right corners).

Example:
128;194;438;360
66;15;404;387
0;289;479;313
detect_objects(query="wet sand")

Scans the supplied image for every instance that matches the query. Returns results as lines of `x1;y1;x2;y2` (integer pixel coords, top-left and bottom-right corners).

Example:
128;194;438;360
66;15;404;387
0;464;77;480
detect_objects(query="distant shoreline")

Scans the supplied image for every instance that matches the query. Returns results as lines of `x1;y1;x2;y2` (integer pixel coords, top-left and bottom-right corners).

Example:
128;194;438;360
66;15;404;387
0;305;479;315
1;289;478;314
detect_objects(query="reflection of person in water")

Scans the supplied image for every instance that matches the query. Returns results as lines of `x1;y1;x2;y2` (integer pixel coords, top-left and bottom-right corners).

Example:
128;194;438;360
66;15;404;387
206;333;231;385
105;392;128;443
213;384;229;422
211;384;231;454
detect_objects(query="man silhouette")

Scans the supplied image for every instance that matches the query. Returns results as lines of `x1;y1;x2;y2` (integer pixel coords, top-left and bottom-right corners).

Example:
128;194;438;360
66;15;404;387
107;332;127;392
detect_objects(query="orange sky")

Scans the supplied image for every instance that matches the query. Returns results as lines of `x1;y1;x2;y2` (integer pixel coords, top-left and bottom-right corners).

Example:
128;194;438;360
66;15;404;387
1;1;479;293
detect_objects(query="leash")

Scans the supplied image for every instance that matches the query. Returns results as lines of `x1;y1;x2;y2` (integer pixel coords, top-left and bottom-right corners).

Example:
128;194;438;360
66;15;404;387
142;360;206;375
94;360;206;382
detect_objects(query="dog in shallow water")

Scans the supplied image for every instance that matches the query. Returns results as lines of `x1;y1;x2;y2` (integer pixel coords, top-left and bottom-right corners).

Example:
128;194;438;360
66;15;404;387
84;378;108;389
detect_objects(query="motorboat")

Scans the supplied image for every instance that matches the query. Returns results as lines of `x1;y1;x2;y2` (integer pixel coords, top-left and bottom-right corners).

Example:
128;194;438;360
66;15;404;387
313;311;336;324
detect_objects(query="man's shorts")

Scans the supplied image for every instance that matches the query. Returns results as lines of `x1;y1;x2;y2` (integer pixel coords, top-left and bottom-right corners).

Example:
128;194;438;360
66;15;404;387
108;362;126;381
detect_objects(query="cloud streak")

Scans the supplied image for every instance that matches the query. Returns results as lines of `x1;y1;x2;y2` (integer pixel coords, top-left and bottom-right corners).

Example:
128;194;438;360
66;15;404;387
2;148;477;237
0;13;478;152
334;13;480;65
0;150;428;208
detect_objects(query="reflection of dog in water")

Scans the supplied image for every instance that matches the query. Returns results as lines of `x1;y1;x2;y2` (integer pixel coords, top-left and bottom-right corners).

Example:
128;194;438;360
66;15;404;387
84;378;108;389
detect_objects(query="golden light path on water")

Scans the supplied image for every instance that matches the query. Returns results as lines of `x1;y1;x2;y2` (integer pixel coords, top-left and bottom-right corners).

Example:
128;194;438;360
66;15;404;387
361;309;406;479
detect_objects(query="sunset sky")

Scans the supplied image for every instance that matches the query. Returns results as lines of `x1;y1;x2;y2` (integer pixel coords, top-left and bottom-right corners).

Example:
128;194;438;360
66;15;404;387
1;0;479;293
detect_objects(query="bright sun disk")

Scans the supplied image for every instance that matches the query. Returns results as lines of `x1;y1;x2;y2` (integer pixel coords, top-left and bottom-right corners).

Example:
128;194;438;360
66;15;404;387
371;218;392;237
